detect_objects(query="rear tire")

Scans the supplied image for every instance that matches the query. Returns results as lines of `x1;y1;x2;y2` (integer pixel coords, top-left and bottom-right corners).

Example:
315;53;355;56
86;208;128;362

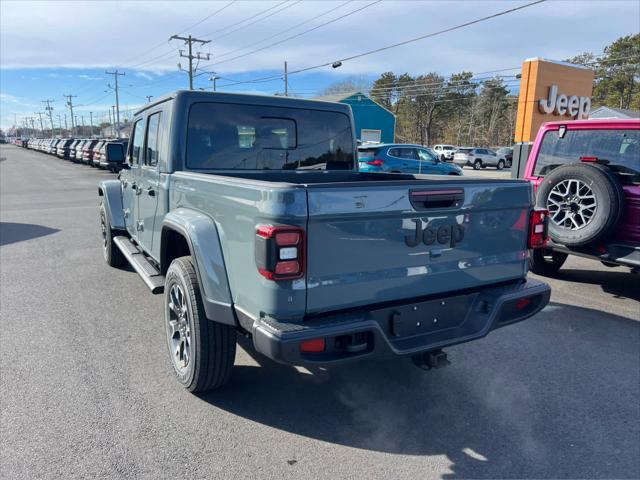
536;163;625;247
529;249;568;276
100;202;125;267
164;256;236;392
473;159;482;170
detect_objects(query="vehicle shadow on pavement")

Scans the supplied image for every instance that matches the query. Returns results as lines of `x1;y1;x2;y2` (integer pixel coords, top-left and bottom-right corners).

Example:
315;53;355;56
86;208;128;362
554;268;640;301
0;222;60;246
199;302;640;479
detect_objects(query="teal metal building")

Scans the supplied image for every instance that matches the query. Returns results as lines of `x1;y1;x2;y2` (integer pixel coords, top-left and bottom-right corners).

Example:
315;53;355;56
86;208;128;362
314;91;396;144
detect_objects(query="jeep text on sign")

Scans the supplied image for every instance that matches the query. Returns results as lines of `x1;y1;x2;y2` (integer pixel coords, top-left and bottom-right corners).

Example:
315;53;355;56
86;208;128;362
514;58;595;143
538;85;591;119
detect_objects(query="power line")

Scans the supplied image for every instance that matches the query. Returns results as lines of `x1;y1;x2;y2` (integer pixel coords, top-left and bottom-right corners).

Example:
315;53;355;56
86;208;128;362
211;0;302;41
118;0;238;69
201;0;289;38
217;0;547;87
206;0;383;69
212;0;352;62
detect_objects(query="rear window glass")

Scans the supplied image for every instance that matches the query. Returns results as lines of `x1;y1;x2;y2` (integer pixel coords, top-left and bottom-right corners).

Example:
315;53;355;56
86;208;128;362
535;129;640;180
186;102;354;170
357;148;378;159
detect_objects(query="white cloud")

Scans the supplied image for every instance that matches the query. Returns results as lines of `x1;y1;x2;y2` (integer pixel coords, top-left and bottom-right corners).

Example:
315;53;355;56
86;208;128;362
134;72;154;80
78;74;102;81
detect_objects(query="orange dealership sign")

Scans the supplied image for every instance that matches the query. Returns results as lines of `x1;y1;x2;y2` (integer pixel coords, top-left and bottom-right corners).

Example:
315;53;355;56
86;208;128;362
514;58;594;143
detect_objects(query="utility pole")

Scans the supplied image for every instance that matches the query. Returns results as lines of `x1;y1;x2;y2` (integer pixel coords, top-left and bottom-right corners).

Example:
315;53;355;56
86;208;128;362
64;113;68;132
105;70;125;135
63;94;77;135
43;99;55;137
35;112;45;136
57;114;62;137
81;115;85;135
146;95;153;102
284;61;288;97
89;112;94;137
111;106;117;137
170;34;211;90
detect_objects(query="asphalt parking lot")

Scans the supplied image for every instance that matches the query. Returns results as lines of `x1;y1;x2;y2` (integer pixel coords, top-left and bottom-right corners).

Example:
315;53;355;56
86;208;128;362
1;144;638;479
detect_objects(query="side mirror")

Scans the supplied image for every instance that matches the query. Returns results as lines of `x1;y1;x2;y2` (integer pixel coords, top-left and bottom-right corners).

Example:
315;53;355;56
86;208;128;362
105;143;125;163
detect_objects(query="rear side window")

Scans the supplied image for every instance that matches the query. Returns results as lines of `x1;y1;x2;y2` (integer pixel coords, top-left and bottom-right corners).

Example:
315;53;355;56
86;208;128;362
458;148;472;154
145;112;162;167
534;129;640;180
129;119;145;165
389;148;417;159
186;102;354;170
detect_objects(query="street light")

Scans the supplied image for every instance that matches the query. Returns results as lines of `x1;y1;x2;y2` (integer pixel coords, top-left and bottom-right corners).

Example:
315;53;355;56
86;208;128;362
209;75;220;91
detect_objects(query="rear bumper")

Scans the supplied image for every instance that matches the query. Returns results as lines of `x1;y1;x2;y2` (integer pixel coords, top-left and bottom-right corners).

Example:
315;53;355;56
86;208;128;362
549;241;640;268
453;159;470;166
250;278;550;366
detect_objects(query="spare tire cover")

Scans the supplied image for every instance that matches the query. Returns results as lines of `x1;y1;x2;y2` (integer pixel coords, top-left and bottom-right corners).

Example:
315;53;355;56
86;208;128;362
536;163;625;247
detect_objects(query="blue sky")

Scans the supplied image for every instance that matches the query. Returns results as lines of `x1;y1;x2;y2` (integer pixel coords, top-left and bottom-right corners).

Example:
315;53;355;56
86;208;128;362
1;0;639;131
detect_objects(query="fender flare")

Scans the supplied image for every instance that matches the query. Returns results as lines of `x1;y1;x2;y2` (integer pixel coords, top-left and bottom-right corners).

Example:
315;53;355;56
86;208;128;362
162;209;236;326
98;180;126;230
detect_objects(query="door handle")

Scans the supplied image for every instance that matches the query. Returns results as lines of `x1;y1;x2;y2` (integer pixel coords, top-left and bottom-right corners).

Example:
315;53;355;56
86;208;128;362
145;187;155;197
130;182;137;189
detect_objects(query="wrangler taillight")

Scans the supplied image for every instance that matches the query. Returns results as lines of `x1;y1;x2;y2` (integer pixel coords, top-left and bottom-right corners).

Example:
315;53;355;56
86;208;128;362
255;225;305;280
528;208;549;249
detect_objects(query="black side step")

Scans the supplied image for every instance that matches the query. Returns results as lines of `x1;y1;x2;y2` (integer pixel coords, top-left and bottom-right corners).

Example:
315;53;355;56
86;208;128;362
113;236;165;294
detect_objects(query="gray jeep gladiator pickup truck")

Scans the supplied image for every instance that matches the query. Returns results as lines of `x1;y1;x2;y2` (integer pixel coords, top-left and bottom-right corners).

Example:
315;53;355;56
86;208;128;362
98;91;551;392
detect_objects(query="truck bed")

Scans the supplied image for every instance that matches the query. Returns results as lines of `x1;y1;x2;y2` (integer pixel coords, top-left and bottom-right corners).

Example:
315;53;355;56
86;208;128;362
179;169;529;187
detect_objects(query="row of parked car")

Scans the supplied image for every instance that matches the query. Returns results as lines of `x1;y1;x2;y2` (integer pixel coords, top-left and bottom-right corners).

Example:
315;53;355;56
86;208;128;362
432;144;513;170
19;137;128;172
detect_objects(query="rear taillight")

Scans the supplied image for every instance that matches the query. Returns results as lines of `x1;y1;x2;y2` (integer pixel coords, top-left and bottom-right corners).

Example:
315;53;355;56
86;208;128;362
255;224;305;280
580;156;598;163
366;159;384;166
300;338;325;353
528;208;549;249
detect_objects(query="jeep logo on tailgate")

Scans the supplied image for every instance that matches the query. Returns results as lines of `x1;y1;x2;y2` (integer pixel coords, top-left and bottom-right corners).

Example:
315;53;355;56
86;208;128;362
405;219;465;248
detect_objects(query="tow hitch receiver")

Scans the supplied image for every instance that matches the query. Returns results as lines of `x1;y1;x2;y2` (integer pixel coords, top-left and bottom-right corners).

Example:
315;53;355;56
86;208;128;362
412;350;450;370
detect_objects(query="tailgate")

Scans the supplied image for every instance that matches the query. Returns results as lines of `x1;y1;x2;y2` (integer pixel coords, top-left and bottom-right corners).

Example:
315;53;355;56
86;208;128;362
305;179;532;314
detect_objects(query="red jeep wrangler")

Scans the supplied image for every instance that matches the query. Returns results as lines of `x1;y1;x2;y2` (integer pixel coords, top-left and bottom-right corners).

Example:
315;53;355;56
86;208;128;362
524;119;639;275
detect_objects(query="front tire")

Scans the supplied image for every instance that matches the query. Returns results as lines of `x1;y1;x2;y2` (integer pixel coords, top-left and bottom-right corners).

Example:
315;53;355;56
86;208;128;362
473;159;482;170
100;202;125;267
497;160;505;170
529;249;568;276
164;256;236;392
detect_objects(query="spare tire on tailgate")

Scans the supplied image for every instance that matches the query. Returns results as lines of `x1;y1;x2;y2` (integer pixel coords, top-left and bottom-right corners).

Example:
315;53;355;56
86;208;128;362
536;163;625;247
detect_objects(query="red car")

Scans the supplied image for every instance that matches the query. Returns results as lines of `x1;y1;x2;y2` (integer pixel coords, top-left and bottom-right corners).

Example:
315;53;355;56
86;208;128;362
524;119;639;275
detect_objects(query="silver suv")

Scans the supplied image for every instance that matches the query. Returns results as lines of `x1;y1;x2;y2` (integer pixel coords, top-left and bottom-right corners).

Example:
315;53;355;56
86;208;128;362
453;147;507;170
